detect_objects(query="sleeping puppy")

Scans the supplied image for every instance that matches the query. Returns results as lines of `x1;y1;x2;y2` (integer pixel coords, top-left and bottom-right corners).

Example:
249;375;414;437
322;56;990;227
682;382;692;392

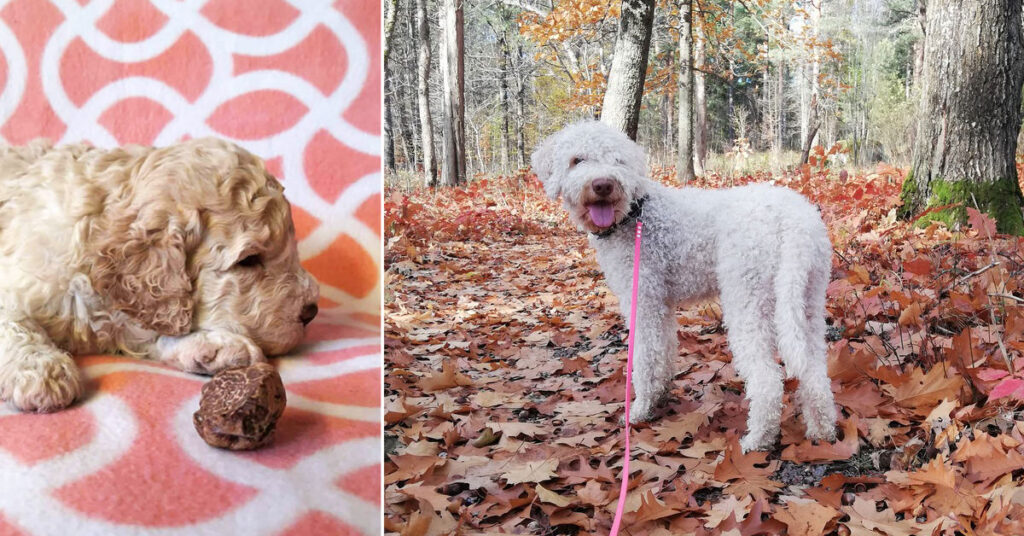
0;138;320;412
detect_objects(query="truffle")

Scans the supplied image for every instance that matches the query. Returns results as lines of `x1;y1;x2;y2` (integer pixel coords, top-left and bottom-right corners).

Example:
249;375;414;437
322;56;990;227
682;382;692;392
193;362;287;450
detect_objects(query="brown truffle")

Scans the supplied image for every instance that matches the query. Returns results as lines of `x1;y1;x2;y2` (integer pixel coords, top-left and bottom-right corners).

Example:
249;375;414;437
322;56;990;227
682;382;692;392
193;362;287;450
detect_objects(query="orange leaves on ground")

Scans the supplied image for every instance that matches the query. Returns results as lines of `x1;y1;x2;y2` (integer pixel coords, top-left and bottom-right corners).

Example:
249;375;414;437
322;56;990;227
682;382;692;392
418;360;472;392
884;365;964;415
773;497;839;535
385;166;1024;533
500;458;559;485
780;415;860;462
713;440;782;502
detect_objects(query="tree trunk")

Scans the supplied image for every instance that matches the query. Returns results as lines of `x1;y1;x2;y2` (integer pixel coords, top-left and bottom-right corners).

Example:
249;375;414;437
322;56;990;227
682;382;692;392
400;11;420;170
515;40;527;169
393;82;416;170
693;28;707;175
415;0;436;186
383;0;399;172
800;95;819;165
600;0;656;140
898;0;1024;234
499;30;511;174
439;0;466;185
676;0;695;182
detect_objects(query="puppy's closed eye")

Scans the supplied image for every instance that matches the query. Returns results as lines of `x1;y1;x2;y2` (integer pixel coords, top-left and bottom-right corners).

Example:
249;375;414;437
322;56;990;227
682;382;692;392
235;254;262;268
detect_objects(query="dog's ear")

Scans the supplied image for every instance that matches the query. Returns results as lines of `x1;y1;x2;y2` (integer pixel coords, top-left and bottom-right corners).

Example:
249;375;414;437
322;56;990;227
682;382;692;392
90;205;197;336
530;134;562;199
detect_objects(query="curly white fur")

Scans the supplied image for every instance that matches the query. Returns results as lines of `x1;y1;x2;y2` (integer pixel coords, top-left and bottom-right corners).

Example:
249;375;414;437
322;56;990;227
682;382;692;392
0;139;319;412
532;121;837;451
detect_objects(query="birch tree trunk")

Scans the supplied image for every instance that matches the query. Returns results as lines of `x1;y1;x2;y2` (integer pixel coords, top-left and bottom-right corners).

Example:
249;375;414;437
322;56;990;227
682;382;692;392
600;0;655;140
439;0;466;185
693;28;707;175
898;0;1024;234
499;30;510;174
676;0;695;182
515;40;527;169
383;0;399;172
415;0;436;186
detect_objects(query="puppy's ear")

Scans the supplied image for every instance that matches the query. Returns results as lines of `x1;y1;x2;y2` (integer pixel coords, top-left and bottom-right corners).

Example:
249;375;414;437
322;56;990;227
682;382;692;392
90;207;196;335
530;134;562;199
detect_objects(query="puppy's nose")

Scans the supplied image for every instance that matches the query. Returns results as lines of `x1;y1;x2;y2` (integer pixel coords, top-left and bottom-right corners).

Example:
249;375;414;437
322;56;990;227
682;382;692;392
300;303;318;325
592;178;614;198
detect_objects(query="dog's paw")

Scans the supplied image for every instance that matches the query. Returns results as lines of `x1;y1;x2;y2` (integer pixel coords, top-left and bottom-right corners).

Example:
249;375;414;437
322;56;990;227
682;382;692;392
627;400;655;425
0;350;82;412
804;421;837;442
162;331;265;374
739;432;776;453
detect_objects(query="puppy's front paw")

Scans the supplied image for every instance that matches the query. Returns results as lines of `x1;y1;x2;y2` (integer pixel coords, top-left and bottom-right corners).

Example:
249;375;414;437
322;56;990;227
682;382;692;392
0;350;82;412
162;332;265;374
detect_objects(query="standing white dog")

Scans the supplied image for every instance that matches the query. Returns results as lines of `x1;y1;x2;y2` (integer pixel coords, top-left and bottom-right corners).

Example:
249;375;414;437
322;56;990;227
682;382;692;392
531;121;836;451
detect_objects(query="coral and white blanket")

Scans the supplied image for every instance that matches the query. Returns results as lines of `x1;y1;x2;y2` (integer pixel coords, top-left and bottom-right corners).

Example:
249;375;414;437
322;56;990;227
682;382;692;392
0;1;380;534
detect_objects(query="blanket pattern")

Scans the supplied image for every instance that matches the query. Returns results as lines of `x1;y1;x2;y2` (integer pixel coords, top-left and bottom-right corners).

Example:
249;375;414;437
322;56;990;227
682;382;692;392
0;1;380;534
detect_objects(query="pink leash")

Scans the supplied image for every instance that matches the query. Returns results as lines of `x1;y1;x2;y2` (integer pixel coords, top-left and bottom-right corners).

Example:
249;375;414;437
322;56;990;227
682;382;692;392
609;220;642;535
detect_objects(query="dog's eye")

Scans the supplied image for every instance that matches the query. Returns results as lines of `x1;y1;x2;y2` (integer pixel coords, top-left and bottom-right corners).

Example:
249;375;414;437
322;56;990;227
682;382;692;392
236;254;261;268
570;156;583;168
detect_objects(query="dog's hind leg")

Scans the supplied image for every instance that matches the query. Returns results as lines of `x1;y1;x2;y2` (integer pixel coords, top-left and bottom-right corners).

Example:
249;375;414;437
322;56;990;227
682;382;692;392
0;315;82;412
777;259;837;441
720;284;783;452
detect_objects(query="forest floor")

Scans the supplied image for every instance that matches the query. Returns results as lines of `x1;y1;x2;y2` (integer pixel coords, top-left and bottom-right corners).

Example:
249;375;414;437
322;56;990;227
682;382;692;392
383;161;1024;535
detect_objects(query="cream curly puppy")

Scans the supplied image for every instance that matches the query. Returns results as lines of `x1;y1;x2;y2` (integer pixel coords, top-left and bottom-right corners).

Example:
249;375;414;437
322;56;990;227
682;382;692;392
0;138;319;412
532;121;837;451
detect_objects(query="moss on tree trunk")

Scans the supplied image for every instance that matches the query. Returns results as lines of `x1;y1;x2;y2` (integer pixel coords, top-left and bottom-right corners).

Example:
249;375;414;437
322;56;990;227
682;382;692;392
898;0;1024;235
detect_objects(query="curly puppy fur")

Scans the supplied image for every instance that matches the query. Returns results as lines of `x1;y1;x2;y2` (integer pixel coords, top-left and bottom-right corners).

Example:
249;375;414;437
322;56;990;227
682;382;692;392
532;121;837;451
0;138;319;412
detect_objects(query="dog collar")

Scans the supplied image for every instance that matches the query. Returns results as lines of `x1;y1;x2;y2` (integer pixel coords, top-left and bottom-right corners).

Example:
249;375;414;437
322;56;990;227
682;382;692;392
592;196;647;240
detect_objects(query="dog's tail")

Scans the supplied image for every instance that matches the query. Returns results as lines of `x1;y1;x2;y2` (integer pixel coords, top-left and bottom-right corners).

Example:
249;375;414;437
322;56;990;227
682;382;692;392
773;220;831;379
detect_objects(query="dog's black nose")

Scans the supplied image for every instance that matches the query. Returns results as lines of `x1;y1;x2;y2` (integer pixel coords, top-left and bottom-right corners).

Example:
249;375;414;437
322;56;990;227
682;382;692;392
592;178;614;197
300;303;318;325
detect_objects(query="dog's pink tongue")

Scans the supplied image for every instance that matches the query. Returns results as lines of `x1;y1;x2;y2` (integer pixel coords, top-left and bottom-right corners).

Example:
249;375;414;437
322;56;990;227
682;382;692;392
588;204;615;228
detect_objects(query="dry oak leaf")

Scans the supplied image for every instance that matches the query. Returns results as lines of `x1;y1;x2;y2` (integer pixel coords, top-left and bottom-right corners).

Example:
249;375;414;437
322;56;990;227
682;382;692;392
703;494;753;530
951;433;1024;486
396;482;452;512
386;454;447;484
842;497;918;536
535;483;573;507
713;439;783;502
576;479;612;506
729;499;787;536
884;365;963;414
835;381;890;418
901;456;982;518
500;458;558;485
897;301;924;327
780;415;860;463
630;489;681;524
419;360;473;392
489;421;546;439
654;405;715;443
773;496;839;536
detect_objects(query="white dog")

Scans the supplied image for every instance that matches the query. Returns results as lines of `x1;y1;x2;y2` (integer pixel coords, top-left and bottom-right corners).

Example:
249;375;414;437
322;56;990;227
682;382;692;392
531;121;836;451
0;139;320;413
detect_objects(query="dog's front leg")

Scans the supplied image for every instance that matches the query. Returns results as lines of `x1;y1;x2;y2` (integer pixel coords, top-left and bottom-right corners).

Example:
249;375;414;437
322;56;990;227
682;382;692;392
621;289;677;424
0;316;83;412
153;330;265;374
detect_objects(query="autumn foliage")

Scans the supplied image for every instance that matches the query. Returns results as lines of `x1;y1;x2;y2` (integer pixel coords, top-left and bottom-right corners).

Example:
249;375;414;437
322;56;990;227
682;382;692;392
384;164;1024;534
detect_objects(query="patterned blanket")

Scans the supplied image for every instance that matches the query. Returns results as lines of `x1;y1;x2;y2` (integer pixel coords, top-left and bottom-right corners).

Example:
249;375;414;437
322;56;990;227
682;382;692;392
0;1;380;534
